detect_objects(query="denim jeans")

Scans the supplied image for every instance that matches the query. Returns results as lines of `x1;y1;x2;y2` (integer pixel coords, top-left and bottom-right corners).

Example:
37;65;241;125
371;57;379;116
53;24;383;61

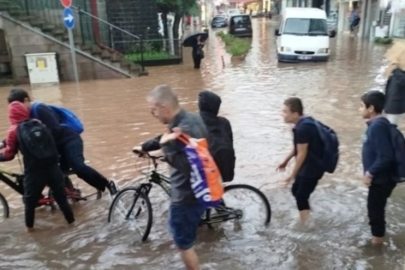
169;203;207;250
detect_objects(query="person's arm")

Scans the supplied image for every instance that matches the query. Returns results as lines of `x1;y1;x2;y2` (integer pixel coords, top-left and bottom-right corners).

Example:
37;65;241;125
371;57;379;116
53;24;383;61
34;104;61;131
290;125;310;178
0;128;18;162
366;122;394;177
0;139;6;150
283;148;295;163
160;124;193;174
141;134;163;152
222;118;233;145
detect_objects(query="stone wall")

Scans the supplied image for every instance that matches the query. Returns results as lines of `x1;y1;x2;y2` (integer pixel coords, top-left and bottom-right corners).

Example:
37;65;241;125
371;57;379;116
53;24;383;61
0;15;127;84
105;0;160;52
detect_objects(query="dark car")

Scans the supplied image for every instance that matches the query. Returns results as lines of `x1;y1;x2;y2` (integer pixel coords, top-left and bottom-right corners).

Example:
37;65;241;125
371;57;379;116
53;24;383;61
229;15;252;38
211;15;228;28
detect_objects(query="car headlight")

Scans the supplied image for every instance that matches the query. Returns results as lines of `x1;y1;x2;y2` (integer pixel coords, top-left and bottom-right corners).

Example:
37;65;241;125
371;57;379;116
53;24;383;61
280;47;291;52
318;48;329;53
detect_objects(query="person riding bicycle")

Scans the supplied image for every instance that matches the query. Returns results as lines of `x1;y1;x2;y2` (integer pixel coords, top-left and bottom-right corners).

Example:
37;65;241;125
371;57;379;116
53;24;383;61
1;89;118;196
0;101;75;232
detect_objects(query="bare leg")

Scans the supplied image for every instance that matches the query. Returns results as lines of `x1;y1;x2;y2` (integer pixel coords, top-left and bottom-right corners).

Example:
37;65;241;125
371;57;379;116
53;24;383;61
299;209;310;225
180;247;200;270
372;236;384;245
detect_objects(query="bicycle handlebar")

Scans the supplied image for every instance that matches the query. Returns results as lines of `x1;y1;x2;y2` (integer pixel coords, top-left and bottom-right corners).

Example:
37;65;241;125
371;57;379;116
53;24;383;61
132;149;165;162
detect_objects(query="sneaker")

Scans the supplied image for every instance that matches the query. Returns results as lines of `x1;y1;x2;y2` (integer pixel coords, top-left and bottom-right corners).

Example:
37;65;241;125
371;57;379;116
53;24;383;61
107;180;118;196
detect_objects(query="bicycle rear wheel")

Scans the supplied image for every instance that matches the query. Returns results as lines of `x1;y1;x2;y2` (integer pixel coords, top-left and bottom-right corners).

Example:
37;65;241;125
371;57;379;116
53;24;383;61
206;184;271;237
108;187;153;242
0;192;10;222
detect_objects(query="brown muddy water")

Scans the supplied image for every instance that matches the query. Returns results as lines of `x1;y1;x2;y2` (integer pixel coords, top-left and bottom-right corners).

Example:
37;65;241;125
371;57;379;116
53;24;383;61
0;19;404;270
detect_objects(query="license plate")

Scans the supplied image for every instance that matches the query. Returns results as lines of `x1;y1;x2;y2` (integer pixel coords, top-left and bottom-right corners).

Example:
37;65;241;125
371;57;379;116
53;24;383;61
298;55;311;60
235;28;246;31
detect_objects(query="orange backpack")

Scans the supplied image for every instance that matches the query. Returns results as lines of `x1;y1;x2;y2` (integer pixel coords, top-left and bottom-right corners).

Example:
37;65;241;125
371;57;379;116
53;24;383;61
178;133;224;207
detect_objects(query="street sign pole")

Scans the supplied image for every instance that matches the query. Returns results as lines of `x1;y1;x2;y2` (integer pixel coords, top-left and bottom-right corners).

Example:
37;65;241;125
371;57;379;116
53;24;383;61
68;29;79;83
62;2;79;83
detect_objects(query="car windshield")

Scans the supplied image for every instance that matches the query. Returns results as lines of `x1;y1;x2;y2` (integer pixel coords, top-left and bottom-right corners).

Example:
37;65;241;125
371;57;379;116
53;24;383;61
283;18;328;36
213;16;226;21
231;16;251;25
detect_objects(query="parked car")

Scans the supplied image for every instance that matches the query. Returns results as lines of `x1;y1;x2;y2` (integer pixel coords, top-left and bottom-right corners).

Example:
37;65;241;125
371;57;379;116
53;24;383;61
229;14;252;38
211;15;228;28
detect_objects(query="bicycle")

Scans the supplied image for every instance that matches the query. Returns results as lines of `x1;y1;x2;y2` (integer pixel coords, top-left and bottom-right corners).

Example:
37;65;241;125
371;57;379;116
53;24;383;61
108;150;271;242
0;167;102;222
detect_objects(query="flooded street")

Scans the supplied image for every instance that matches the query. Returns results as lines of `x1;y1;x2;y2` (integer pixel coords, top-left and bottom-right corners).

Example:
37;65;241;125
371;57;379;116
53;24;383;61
0;18;405;269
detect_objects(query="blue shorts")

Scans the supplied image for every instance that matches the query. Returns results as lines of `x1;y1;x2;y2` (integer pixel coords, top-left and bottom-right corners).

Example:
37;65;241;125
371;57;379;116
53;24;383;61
169;203;207;250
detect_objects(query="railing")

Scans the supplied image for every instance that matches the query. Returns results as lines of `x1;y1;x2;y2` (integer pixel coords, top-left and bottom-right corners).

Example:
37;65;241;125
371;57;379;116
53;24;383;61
13;0;88;39
5;0;183;70
73;7;183;68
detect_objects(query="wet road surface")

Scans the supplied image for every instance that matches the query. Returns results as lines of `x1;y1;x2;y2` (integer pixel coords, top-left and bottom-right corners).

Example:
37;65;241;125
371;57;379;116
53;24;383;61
0;18;404;270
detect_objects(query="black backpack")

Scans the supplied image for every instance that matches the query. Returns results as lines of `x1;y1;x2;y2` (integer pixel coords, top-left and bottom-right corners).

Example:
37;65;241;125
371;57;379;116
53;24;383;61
17;120;59;163
207;124;236;182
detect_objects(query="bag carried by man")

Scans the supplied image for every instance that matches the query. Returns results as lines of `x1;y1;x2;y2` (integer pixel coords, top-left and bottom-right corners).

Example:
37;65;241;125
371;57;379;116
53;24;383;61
177;133;224;207
300;117;340;173
31;102;84;134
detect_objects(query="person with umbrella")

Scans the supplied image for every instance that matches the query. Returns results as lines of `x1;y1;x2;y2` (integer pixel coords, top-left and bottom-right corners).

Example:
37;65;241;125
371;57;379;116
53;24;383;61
183;32;208;69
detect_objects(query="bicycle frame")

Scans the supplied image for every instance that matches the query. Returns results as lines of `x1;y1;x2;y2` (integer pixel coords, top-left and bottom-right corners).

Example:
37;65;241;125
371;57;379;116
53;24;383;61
0;168;23;195
133;153;241;225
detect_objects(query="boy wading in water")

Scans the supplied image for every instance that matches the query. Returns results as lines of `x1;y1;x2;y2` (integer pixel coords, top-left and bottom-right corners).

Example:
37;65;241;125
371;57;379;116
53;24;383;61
277;98;326;225
360;91;396;245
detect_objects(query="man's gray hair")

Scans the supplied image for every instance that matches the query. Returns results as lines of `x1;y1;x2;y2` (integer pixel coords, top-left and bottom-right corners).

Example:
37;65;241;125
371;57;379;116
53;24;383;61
148;84;179;108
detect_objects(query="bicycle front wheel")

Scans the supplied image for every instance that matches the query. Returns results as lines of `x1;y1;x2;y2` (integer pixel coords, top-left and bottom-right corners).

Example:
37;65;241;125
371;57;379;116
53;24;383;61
0;192;10;222
207;184;271;237
108;187;153;242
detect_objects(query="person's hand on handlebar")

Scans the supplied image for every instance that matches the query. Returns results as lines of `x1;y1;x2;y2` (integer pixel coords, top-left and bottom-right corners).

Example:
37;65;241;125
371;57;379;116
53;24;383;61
133;146;145;157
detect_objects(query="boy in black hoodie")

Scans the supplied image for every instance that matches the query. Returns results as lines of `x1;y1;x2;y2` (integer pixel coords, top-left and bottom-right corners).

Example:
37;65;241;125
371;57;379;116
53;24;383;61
360;91;396;245
198;90;235;182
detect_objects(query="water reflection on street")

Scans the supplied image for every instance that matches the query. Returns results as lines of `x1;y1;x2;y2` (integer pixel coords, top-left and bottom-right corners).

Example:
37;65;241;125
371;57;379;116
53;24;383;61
0;18;404;270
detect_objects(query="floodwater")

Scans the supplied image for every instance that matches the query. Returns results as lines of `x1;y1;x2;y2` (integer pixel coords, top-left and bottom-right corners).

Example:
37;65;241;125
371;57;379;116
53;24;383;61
0;18;404;270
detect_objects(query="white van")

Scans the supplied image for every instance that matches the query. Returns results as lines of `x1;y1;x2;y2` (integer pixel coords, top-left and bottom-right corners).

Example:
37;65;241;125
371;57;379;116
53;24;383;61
227;8;241;18
275;8;336;62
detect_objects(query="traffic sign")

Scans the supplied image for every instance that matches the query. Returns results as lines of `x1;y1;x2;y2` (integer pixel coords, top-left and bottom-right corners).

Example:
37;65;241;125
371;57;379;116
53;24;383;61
63;8;75;29
60;0;72;8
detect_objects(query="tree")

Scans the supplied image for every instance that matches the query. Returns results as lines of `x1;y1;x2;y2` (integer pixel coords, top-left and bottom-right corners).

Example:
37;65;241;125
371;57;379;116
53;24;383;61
157;0;198;39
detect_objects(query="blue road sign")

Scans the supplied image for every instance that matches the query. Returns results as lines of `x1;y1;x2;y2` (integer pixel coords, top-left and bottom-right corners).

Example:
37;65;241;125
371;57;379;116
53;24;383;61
63;8;75;29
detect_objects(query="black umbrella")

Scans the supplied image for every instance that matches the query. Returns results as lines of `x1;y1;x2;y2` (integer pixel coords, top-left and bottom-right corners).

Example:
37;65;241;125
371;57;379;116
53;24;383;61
182;31;209;47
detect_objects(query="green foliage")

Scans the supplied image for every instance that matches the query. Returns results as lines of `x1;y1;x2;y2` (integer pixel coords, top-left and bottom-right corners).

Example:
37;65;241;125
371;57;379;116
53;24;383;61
216;31;251;57
131;41;163;54
125;51;176;61
127;40;176;61
374;37;393;45
157;0;198;15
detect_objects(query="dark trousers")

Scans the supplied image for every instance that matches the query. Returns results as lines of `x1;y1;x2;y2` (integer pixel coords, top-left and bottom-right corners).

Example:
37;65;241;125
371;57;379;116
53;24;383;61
367;182;396;237
292;177;319;211
24;164;75;228
59;136;109;192
193;55;201;69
